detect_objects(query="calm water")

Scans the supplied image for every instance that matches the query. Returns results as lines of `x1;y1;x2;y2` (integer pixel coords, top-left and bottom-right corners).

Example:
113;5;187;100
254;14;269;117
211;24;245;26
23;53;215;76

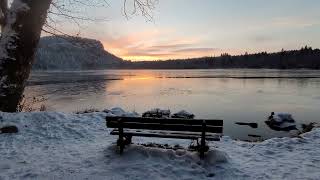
25;69;320;140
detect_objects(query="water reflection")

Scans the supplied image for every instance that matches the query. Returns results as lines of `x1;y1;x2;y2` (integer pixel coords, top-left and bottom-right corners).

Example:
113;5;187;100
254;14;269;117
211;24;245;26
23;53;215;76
26;69;320;140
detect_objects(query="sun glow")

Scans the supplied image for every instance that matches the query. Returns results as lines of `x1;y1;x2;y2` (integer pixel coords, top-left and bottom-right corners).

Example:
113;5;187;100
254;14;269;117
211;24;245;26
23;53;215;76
101;29;221;61
123;76;155;81
122;56;164;61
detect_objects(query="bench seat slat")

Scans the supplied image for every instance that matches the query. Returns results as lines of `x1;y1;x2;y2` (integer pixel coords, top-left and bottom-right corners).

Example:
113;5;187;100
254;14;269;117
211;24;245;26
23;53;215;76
110;129;221;141
107;121;223;133
106;116;223;126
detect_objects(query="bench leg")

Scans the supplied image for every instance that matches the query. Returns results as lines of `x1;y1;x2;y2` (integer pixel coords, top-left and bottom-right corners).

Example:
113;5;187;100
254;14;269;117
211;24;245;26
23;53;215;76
117;134;131;154
200;120;206;159
118;136;132;154
200;138;205;159
117;136;125;154
118;119;125;154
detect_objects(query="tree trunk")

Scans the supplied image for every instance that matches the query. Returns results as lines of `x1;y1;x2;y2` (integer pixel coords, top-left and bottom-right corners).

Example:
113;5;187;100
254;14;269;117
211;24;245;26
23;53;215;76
0;0;52;112
0;0;8;32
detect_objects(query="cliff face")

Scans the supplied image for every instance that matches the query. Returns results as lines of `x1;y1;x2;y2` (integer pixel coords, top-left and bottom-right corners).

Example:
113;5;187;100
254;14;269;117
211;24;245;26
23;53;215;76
33;36;123;70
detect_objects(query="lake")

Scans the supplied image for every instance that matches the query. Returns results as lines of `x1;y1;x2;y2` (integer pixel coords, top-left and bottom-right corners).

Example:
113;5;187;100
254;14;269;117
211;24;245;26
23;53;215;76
25;69;320;141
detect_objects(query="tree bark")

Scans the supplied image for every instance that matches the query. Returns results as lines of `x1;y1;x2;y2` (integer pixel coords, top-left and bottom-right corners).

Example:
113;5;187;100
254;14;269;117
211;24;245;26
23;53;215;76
0;0;52;112
0;0;8;32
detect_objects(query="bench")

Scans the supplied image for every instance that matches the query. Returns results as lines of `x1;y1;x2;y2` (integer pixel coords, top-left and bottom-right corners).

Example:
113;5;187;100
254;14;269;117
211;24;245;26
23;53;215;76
106;116;223;158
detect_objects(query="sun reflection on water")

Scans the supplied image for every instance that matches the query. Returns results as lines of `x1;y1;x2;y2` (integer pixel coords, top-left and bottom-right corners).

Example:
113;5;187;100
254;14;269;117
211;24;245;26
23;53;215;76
123;76;156;81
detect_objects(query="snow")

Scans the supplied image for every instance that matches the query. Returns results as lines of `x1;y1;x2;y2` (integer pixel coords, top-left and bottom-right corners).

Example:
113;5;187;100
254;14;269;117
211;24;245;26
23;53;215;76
143;108;171;117
10;0;30;12
104;107;140;117
175;110;193;116
0;110;320;179
0;75;7;96
274;113;294;122
0;0;30;65
172;110;195;119
0;27;16;61
269;112;295;123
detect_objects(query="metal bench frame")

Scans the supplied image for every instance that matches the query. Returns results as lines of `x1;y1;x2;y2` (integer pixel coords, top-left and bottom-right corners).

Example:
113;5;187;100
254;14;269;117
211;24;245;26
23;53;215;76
106;116;223;158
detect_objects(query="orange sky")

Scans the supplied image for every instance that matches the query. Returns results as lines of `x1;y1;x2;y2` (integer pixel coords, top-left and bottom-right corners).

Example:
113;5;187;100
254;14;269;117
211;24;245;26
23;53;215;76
61;0;320;61
102;29;233;61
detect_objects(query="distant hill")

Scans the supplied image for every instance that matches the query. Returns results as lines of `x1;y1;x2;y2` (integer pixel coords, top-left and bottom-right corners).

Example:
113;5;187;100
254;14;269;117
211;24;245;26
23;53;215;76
33;36;123;70
33;37;320;70
122;46;320;69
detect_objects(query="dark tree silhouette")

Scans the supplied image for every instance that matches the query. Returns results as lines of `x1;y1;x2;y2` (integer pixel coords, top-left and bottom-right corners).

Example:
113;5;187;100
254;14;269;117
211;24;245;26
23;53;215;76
120;47;320;69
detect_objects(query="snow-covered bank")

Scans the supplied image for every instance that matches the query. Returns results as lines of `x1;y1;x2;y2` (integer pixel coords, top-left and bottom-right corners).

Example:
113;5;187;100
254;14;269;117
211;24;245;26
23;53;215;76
0;110;320;180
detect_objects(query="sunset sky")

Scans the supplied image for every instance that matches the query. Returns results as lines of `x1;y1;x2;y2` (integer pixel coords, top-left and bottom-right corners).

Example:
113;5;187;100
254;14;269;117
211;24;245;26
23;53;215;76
56;0;320;61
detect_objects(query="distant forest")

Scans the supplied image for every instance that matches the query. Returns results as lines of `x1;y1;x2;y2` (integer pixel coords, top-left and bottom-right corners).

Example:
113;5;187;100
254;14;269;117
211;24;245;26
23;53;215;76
121;46;320;69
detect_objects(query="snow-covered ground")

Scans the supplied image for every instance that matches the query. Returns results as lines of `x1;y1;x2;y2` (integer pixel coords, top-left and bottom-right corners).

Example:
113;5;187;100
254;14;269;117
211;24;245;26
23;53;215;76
0;109;320;180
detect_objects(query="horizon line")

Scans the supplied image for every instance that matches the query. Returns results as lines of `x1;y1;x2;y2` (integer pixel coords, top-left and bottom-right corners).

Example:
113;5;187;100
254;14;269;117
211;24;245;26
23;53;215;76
122;45;319;62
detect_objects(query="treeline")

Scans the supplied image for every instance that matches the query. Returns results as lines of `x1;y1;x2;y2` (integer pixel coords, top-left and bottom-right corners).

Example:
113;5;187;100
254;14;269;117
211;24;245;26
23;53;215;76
120;46;320;69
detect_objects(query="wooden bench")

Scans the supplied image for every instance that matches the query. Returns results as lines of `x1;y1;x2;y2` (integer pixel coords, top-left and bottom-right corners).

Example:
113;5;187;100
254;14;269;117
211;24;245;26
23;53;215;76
106;116;223;158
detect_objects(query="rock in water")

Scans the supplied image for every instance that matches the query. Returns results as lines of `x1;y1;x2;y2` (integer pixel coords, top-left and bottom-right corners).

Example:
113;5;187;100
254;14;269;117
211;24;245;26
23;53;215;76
0;126;19;134
235;122;258;128
301;123;316;133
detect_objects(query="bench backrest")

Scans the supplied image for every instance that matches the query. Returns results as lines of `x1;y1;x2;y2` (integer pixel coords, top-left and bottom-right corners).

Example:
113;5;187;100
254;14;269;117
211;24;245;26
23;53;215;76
106;116;223;134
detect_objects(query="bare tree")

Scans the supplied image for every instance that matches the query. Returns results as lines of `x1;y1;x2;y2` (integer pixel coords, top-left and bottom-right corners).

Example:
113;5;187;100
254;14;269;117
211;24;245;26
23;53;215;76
0;0;156;112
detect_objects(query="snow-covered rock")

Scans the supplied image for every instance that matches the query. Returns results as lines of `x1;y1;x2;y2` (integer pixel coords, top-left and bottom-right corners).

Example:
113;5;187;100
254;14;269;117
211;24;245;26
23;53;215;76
0;110;320;179
269;112;295;123
172;110;195;119
142;108;171;118
33;36;123;70
266;112;297;131
104;107;140;117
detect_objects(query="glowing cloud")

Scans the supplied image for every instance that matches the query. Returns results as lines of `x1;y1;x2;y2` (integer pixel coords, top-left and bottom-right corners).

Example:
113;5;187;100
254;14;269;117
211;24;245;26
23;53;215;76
102;30;220;61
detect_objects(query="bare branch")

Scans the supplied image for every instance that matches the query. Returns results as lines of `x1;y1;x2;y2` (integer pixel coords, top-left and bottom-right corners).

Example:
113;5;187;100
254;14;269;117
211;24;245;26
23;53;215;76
123;0;158;21
43;0;158;36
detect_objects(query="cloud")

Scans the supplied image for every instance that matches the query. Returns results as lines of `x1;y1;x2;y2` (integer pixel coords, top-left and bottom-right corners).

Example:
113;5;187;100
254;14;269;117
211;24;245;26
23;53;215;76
103;30;162;49
271;16;320;28
101;30;217;60
252;35;273;43
121;46;218;60
247;16;320;32
149;43;192;50
122;52;175;57
173;48;218;53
